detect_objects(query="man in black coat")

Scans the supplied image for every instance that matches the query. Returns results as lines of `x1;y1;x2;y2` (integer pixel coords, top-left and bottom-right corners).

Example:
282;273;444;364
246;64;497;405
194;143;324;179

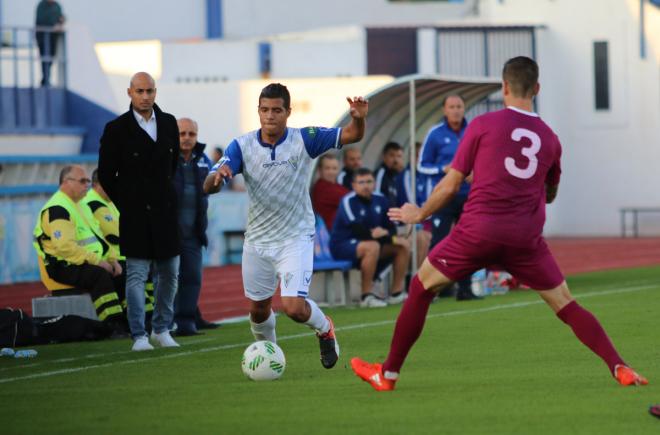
98;72;182;351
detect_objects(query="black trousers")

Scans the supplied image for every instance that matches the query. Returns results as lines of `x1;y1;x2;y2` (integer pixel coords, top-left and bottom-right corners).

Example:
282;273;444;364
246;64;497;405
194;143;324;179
430;194;472;293
36;31;59;86
45;261;124;322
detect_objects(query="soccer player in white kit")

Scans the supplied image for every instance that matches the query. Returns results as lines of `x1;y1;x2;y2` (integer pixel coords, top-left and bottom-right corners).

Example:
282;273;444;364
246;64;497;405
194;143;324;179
204;83;368;369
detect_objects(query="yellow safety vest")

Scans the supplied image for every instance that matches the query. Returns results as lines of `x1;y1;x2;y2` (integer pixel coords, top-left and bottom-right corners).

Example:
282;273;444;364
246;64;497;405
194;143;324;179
33;190;105;263
82;189;123;260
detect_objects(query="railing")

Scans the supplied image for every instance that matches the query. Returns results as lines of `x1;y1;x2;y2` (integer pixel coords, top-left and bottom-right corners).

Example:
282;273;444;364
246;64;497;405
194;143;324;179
0;26;68;129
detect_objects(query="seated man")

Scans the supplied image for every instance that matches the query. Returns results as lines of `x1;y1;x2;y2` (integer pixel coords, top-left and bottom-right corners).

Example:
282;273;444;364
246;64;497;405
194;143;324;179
337;147;362;190
33;165;125;332
330;168;411;307
311;154;349;231
82;169;154;326
374;141;405;208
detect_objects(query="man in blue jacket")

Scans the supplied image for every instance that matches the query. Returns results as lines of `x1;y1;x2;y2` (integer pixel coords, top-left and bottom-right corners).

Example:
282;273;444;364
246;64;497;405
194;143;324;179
417;95;479;301
330;168;410;308
174;118;213;335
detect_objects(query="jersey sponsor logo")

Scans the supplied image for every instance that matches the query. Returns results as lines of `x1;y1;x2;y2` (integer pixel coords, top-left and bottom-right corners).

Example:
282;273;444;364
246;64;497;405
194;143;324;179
262;157;299;170
103;214;113;222
306;127;318;137
53;230;62;239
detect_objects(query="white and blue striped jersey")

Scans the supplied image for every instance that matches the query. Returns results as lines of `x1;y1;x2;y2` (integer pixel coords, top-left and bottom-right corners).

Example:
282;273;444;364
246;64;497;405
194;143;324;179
211;127;342;247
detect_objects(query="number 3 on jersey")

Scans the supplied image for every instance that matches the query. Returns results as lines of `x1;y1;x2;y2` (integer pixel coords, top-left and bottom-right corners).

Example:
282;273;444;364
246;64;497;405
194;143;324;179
505;128;541;179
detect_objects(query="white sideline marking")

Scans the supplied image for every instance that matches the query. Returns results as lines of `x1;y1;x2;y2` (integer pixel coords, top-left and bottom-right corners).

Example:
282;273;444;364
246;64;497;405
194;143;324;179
0;283;656;384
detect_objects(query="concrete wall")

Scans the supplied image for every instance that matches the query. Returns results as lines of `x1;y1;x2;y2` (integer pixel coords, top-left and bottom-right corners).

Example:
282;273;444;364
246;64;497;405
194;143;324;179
479;0;660;236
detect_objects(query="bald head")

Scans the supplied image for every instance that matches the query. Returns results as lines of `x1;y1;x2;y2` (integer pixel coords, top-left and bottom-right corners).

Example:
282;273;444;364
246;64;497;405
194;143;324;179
129;72;155;89
128;72;157;117
178;117;199;159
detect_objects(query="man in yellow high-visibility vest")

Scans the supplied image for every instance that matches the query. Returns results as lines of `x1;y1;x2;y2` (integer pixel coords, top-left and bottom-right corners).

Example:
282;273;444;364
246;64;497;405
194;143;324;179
33;165;125;329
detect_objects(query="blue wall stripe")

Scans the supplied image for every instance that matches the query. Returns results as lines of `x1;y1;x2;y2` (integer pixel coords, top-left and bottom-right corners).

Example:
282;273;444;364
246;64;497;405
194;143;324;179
206;0;223;39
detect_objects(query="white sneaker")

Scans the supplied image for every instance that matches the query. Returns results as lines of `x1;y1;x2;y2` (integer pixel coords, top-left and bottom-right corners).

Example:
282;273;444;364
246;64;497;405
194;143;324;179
360;294;388;308
132;336;154;352
387;291;408;305
150;330;180;348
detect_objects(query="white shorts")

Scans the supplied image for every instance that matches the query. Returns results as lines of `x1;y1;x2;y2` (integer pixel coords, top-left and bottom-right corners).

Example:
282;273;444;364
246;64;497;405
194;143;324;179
242;236;314;301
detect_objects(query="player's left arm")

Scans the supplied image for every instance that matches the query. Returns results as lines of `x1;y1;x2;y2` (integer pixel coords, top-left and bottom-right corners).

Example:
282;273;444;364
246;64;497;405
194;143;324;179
545;138;562;204
545;184;559;204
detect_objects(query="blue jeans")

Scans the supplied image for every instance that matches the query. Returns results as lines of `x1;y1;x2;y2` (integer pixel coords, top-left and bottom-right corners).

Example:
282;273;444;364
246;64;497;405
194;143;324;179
126;256;180;338
174;237;203;334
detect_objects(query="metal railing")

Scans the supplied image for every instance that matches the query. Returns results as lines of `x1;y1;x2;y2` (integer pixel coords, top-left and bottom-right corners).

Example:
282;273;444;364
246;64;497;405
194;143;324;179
0;26;68;129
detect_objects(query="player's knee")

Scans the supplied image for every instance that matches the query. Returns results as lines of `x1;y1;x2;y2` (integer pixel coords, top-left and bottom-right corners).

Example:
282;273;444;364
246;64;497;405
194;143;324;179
282;304;307;322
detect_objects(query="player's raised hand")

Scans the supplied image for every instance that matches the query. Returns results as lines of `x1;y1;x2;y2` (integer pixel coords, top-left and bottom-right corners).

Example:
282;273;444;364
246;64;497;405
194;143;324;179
388;203;422;225
347;96;368;119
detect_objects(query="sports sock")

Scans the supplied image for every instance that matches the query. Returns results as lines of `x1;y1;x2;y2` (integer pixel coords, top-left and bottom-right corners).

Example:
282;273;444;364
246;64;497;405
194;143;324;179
556;300;625;374
250;310;277;343
304;299;330;334
383;275;436;374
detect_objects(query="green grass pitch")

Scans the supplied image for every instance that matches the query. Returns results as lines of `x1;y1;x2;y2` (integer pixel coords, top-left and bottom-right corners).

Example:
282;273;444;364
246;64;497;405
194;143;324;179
1;266;659;434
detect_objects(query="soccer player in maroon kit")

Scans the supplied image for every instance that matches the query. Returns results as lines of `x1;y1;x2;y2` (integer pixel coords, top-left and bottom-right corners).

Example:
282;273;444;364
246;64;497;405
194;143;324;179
350;56;648;391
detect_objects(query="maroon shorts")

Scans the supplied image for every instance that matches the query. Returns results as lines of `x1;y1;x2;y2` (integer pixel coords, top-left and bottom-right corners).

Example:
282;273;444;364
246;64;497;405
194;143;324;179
427;230;564;290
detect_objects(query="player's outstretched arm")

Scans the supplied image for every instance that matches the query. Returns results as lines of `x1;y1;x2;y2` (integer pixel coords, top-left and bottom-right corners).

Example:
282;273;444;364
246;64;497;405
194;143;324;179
203;165;233;194
340;96;368;145
389;168;464;224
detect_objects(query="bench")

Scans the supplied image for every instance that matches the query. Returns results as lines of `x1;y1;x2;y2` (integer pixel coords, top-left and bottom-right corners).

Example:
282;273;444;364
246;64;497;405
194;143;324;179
313;215;355;306
620;207;660;237
32;294;98;320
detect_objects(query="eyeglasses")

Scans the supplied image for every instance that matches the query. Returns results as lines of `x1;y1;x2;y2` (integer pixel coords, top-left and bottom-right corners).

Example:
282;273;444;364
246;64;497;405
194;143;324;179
66;177;91;185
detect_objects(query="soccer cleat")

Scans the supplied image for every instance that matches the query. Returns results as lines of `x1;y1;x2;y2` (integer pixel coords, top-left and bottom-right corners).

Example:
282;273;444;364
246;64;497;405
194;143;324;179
317;315;339;369
614;364;648;386
387;291;408;305
649;404;660;419
350;357;396;391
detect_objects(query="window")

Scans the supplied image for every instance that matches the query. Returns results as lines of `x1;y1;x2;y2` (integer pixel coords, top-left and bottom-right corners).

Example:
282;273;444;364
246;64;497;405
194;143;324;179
593;41;610;110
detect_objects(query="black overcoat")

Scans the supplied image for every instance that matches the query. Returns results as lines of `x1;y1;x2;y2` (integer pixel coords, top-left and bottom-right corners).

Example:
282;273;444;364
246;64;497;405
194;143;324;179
98;103;181;260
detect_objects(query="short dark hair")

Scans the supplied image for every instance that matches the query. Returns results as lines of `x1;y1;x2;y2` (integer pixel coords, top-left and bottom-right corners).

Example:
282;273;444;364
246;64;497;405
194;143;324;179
441;94;464;107
383;142;403;155
502;56;539;98
259;83;291;109
213;147;224;157
59;165;75;185
354;167;373;179
91;168;99;185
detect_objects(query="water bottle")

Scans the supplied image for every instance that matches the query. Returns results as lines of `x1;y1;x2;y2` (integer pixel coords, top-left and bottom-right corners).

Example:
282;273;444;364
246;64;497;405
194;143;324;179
14;349;38;359
1;347;15;357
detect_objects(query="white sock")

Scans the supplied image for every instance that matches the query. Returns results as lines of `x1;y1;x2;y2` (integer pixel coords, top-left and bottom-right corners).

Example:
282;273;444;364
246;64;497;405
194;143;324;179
304;299;329;334
250;310;277;343
384;371;399;380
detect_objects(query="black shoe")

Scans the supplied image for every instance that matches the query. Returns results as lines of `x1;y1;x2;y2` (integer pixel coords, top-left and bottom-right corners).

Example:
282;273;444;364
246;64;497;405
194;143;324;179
196;317;219;330
456;291;483;301
317;315;339;369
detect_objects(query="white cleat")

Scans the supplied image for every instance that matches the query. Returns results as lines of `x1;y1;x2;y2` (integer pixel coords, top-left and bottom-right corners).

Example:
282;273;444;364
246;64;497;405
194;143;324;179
150;330;180;348
132;336;154;352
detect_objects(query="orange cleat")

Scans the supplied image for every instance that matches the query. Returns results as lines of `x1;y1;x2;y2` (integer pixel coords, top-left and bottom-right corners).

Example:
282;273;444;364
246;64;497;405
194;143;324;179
614;364;648;386
350;357;396;391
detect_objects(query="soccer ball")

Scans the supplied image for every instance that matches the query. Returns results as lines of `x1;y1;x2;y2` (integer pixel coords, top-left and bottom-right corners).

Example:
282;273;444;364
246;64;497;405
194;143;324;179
241;340;286;381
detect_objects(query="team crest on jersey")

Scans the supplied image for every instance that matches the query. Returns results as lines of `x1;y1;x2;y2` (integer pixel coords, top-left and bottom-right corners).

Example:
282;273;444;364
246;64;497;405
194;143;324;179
444;137;451;144
283;272;294;289
53;230;62;239
288;157;299;170
375;205;381;214
360;209;365;216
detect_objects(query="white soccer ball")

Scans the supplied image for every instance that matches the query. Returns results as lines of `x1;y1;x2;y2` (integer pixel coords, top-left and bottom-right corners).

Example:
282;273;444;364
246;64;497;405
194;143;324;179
241;340;286;381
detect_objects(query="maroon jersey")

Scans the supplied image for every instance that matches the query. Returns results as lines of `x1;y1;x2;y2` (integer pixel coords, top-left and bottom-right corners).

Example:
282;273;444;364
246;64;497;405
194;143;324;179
451;107;562;247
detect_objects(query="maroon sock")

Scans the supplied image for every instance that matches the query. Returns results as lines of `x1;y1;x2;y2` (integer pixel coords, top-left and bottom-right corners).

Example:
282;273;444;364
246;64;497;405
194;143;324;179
383;275;436;374
556;300;625;374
